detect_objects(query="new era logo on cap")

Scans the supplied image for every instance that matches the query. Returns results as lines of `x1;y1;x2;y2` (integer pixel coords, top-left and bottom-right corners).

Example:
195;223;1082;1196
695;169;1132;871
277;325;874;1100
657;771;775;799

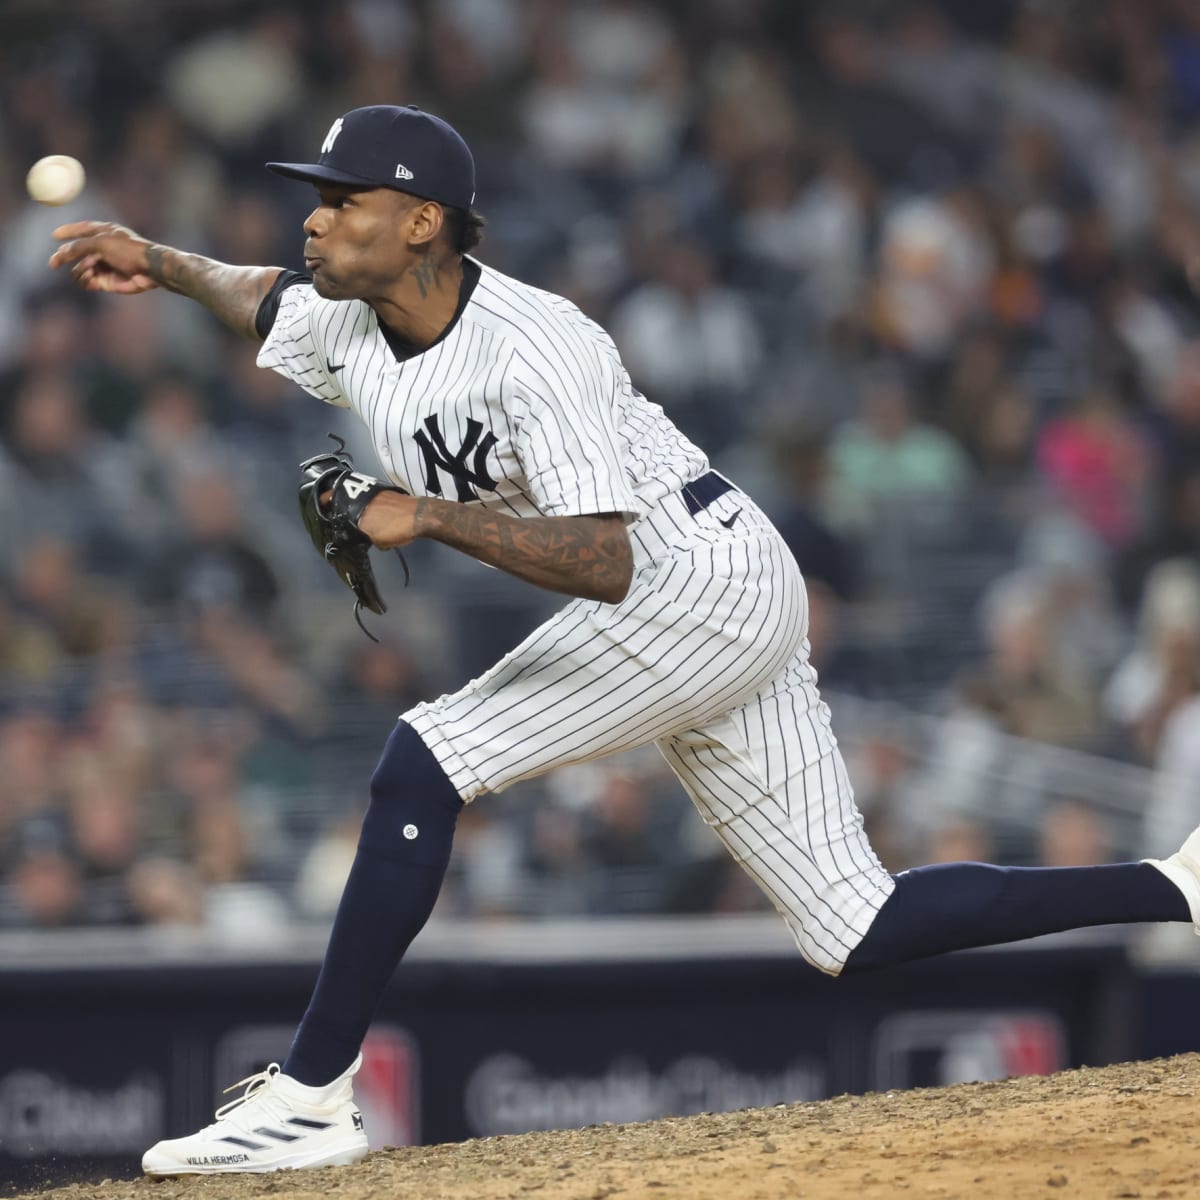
266;105;475;210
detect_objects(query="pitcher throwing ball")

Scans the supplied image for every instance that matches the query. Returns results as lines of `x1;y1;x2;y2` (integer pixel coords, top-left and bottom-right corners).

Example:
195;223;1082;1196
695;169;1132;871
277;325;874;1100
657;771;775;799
50;104;1200;1176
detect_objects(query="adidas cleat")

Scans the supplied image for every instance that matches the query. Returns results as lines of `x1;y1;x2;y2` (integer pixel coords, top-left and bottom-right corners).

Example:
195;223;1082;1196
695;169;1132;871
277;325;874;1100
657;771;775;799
142;1054;368;1175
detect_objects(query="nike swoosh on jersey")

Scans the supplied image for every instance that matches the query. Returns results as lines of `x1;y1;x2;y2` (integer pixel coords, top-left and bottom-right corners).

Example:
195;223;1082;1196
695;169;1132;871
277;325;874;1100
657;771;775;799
328;362;346;373
718;509;742;529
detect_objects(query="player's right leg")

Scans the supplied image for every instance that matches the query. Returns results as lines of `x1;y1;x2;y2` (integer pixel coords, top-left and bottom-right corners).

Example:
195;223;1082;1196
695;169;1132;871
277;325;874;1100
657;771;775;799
142;720;461;1175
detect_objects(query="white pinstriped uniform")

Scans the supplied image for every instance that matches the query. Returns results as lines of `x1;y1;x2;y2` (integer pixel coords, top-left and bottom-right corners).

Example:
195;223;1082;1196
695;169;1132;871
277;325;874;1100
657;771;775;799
258;260;893;973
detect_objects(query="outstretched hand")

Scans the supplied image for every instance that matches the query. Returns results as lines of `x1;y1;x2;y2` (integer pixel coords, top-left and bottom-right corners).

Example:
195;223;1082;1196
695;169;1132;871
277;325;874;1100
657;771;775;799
49;221;158;294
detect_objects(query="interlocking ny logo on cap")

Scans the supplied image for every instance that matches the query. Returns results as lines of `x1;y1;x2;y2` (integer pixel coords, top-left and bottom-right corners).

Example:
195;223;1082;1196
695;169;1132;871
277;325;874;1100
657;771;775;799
395;164;414;180
321;118;344;155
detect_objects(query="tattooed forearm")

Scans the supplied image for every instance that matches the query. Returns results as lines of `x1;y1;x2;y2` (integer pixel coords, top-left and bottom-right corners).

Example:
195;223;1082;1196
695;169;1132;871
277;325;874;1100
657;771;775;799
145;245;282;340
415;501;634;603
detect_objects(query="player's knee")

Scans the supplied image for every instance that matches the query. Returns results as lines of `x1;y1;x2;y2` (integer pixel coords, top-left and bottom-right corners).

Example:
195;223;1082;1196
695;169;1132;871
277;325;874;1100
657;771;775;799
363;720;463;865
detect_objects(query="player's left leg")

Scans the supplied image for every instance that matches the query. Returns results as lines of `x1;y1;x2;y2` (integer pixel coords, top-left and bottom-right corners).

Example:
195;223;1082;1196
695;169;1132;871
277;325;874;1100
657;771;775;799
658;652;1199;976
841;835;1197;972
657;655;895;975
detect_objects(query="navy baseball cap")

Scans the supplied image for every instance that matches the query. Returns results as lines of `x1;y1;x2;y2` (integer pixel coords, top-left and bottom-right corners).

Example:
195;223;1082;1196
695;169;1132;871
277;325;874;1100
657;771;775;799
267;105;476;210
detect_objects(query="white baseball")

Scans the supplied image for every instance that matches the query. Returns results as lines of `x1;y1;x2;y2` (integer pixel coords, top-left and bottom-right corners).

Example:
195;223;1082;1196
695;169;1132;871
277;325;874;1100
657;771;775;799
26;155;86;206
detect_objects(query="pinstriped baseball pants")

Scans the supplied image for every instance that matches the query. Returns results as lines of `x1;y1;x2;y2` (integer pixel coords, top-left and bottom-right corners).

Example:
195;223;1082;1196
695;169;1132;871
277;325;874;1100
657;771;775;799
405;484;894;974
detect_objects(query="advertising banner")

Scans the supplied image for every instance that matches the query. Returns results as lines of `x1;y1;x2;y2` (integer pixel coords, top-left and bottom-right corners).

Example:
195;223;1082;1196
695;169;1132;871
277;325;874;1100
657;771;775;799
0;937;1136;1191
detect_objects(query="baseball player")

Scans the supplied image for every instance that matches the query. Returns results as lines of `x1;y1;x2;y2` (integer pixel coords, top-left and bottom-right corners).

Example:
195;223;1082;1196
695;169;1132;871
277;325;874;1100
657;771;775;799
50;105;1200;1176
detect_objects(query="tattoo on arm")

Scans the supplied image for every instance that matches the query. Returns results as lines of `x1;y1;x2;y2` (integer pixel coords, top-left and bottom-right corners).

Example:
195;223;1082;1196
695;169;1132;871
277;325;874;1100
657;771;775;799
145;245;282;340
415;502;633;603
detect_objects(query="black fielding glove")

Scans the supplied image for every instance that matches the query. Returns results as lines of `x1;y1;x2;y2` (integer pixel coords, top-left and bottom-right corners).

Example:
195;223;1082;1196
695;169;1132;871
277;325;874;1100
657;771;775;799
297;435;410;639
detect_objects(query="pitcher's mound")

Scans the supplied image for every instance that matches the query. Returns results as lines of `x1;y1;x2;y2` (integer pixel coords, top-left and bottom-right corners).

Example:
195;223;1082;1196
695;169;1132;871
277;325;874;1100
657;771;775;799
21;1053;1200;1200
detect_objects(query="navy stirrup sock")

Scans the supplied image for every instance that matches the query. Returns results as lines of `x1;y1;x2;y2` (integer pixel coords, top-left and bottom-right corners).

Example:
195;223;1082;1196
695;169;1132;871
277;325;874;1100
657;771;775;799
284;721;462;1085
844;861;1191;973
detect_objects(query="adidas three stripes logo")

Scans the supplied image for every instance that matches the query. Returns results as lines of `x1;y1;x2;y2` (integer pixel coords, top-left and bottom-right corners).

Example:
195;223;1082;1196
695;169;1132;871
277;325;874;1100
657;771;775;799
218;1115;337;1150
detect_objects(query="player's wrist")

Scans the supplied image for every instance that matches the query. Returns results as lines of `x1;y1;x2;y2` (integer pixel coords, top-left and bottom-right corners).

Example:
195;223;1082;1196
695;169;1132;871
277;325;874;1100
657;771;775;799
144;243;181;288
358;489;414;549
410;496;443;542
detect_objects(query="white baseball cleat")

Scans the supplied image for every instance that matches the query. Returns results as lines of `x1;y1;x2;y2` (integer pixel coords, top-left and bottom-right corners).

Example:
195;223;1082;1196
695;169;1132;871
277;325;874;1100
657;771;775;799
1146;826;1200;935
142;1054;369;1176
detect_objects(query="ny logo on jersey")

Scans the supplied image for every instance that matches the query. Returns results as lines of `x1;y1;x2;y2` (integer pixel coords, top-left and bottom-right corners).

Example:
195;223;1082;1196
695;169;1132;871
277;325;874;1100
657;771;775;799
321;118;344;155
413;415;498;503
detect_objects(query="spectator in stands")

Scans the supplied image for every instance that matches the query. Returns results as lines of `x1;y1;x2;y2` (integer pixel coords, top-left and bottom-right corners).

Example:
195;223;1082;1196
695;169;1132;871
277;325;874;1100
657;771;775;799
0;587;61;697
141;467;280;623
1105;558;1200;761
578;765;681;915
126;857;206;926
772;427;858;600
0;372;134;564
840;727;925;871
294;811;359;921
1036;387;1152;547
63;749;144;925
440;800;526;918
0;710;64;837
1038;798;1114;867
320;637;429;784
0;817;82;928
940;329;1039;487
1144;340;1200;477
1114;466;1200;615
611;234;763;450
122;373;224;517
1018;511;1125;684
826;361;973;530
953;569;1100;750
872;188;995;359
732;141;869;325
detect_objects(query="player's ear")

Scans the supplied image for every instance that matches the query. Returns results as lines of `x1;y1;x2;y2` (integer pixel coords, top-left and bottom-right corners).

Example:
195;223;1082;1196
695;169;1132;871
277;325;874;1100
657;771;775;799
405;200;444;249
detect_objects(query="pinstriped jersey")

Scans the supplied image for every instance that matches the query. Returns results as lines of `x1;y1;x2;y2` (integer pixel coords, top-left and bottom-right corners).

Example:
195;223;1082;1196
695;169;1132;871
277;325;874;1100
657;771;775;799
256;259;709;520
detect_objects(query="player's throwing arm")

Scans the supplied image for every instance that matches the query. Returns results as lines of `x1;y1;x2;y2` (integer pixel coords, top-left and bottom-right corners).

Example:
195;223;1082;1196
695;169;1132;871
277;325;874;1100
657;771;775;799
49;221;281;336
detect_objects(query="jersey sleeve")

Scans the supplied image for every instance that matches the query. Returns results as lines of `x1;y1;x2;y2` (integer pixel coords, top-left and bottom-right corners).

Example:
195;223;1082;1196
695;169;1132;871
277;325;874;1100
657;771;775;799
255;282;349;407
509;345;644;520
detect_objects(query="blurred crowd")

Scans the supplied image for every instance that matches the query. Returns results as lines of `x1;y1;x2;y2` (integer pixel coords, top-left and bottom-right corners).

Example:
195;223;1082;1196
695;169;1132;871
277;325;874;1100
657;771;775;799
4;0;1200;933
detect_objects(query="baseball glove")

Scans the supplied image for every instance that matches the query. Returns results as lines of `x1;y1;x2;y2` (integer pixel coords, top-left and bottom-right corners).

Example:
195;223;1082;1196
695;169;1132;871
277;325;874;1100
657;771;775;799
298;435;410;640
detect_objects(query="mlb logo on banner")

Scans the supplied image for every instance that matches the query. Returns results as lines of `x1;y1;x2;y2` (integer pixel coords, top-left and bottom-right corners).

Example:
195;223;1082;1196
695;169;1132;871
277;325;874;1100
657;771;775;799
871;1009;1066;1091
213;1024;420;1147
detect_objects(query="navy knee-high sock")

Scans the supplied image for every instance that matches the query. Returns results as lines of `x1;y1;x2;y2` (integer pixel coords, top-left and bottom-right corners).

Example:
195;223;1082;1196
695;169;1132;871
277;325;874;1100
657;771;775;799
284;721;462;1085
843;861;1190;972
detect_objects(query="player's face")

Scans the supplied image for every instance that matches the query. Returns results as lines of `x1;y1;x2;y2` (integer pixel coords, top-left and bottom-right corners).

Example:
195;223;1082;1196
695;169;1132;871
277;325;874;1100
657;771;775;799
303;185;417;300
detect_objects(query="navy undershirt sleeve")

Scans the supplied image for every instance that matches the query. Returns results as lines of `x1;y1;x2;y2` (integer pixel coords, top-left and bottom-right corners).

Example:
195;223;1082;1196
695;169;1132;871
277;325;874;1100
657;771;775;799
254;269;312;339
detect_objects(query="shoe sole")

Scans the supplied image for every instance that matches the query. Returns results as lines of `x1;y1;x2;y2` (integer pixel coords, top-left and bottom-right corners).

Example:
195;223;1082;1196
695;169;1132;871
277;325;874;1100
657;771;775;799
143;1139;368;1176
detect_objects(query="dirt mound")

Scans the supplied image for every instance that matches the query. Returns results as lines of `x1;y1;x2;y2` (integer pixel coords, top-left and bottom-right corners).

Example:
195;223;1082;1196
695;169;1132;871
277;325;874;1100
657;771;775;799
19;1053;1200;1200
